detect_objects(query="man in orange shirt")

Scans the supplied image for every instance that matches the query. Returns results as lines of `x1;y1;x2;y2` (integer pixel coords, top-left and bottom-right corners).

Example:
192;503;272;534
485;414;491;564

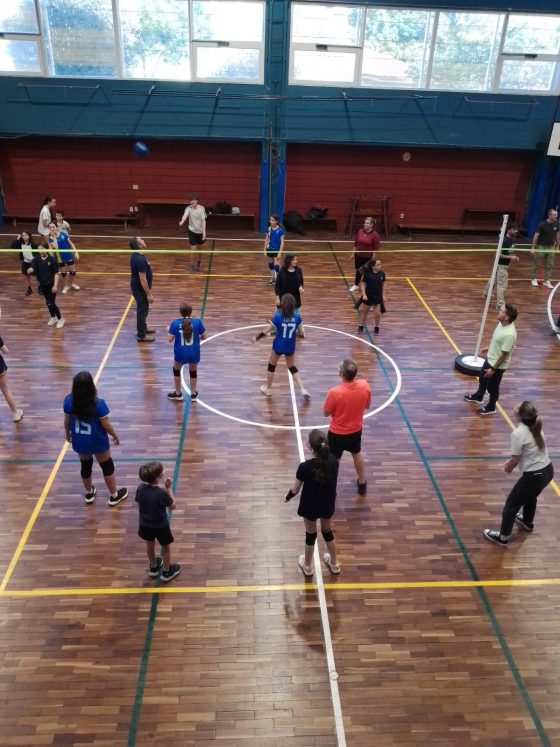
323;359;371;495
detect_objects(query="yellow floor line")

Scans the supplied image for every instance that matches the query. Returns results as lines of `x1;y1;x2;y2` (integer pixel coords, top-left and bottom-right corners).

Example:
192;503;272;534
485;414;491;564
2;577;560;598
0;297;134;592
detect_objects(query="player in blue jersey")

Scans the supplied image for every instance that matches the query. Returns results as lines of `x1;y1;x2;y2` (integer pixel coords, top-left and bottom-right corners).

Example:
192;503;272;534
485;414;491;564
253;293;310;400
263;215;285;285
167;302;206;402
48;223;79;294
63;371;128;506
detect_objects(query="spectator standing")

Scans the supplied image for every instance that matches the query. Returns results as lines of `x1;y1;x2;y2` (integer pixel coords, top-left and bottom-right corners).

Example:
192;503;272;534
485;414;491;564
11;231;38;296
38;196;56;240
349;217;380;292
464;305;518;415
323;359;371;495
483;226;519;308
179;194;206;272
129;236;154;343
531;208;559;288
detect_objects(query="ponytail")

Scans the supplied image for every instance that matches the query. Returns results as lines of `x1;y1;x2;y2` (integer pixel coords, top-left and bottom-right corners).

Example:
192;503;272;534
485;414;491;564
179;302;193;343
518;401;546;452
309;429;332;484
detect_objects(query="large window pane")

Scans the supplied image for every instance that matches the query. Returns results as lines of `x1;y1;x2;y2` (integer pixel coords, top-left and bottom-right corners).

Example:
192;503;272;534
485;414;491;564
0;38;41;72
0;0;38;33
196;47;260;80
292;4;362;46
120;0;190;80
293;50;356;84
362;9;431;87
500;59;556;91
193;1;263;43
504;14;560;55
431;12;504;91
44;0;116;76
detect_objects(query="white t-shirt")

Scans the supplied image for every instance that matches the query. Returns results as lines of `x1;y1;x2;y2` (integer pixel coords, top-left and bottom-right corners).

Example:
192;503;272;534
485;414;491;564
38;205;52;236
21;243;34;262
181;204;206;234
510;423;551;473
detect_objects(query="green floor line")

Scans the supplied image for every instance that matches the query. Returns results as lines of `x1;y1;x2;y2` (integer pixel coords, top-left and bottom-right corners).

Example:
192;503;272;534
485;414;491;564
329;245;551;747
126;241;214;747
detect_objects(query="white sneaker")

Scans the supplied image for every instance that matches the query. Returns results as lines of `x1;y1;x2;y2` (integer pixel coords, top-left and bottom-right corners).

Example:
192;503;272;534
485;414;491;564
12;408;24;423
349;285;359;292
56;317;65;329
544;280;554;289
47;316;58;326
260;385;272;397
71;282;80;290
531;279;539;286
322;552;341;574
62;286;70;294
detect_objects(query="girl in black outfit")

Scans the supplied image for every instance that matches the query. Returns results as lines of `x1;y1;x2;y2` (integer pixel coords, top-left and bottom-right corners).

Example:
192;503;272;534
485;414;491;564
275;254;304;309
357;257;386;335
11;231;38;296
28;244;64;327
285;429;340;577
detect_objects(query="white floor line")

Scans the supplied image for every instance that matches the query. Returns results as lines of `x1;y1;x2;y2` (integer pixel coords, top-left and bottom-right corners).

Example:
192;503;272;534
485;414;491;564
288;372;347;747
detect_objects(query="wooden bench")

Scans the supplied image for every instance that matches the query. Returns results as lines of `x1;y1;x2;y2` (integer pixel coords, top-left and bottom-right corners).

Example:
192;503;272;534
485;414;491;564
462;208;517;231
396;223;462;238
301;218;337;232
136;198;254;230
4;214;136;229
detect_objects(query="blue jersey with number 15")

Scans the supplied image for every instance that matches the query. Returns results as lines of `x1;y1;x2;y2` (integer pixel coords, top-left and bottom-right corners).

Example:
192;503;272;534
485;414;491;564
63;394;111;454
271;310;302;355
168;317;206;363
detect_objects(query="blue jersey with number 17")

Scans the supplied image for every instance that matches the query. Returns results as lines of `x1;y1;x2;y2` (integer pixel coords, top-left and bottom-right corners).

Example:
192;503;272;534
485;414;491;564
168;317;206;363
271;310;302;355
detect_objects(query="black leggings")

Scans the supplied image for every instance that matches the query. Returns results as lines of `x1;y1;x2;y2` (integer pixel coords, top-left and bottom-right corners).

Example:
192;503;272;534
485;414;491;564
40;284;61;320
500;462;554;536
474;358;504;409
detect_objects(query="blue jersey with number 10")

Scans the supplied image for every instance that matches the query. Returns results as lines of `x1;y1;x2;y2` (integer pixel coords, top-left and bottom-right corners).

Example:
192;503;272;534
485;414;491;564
271;310;302;355
168;317;206;363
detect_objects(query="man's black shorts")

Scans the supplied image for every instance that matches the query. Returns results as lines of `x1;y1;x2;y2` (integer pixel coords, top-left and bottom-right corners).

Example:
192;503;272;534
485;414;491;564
327;429;362;458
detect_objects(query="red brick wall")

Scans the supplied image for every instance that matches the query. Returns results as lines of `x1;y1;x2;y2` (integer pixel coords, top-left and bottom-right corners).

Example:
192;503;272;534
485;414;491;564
285;144;535;231
0;138;261;218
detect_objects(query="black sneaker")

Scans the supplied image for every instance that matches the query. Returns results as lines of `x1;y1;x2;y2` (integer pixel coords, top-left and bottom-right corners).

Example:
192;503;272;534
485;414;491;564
357;480;367;495
84;485;97;504
161;563;182;582
190;391;198;400
357;325;364;333
25;287;33;296
107;487;128;507
483;529;508;547
374;326;380;335
464;394;483;403
477;406;496;416
167;391;184;401
148;557;163;577
514;515;534;532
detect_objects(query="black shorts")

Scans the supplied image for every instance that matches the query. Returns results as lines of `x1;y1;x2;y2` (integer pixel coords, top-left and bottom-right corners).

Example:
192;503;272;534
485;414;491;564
328;429;362;458
266;250;278;258
188;230;205;246
21;260;32;275
59;259;74;268
138;524;174;546
363;296;382;307
0;355;7;376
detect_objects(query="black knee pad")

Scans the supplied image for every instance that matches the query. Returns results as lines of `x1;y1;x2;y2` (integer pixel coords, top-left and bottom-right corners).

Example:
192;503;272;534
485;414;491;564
189;369;197;379
267;363;277;373
288;365;298;375
80;457;94;479
70;270;76;277
173;366;181;377
322;529;334;543
305;531;317;547
60;272;67;278
99;457;115;477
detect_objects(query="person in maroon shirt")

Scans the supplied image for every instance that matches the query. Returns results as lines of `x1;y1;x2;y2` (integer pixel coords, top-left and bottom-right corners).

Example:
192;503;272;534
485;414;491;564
350;217;380;291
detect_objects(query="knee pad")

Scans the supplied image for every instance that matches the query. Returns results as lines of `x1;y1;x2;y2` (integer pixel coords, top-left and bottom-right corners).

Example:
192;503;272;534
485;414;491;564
268;261;275;270
274;264;280;273
70;270;76;277
305;532;317;547
267;363;277;373
99;457;115;477
173;366;181;377
288;365;298;375
322;529;334;543
189;369;197;379
60;271;67;278
80;457;94;479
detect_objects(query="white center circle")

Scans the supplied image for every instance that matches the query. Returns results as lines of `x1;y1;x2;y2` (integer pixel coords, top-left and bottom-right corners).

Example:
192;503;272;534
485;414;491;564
180;324;402;430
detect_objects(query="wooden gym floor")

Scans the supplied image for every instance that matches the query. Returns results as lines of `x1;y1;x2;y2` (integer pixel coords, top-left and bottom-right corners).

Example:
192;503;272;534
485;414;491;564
0;228;559;746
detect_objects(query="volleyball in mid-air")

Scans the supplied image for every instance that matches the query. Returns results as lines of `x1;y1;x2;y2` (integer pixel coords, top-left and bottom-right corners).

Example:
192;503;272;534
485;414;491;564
133;141;150;158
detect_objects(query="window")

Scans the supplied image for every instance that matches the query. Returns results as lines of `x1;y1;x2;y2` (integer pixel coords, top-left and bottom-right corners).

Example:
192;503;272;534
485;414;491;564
0;38;41;73
498;14;560;92
0;0;39;33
